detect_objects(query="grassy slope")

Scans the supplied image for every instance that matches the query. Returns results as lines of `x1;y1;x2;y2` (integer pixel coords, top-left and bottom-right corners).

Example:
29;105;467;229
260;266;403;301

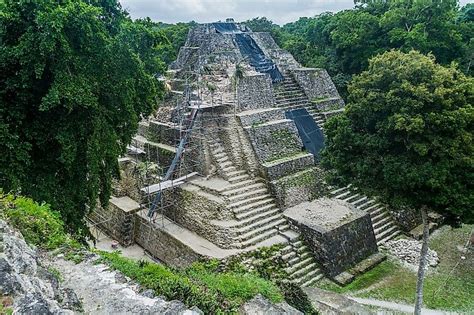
0;193;283;314
318;224;474;312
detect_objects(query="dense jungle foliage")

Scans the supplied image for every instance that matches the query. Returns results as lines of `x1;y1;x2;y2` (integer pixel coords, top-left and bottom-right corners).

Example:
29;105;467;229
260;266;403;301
246;0;473;98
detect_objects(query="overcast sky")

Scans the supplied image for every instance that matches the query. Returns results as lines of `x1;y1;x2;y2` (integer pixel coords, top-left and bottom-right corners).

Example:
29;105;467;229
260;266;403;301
119;0;472;25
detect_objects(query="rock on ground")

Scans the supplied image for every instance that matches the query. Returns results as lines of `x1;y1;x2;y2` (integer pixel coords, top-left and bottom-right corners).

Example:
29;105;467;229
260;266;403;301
383;239;439;268
47;254;201;315
0;219;76;314
239;294;302;315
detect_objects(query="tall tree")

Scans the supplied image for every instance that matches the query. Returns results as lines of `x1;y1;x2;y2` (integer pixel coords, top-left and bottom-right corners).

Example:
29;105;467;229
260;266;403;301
0;0;166;233
322;50;473;314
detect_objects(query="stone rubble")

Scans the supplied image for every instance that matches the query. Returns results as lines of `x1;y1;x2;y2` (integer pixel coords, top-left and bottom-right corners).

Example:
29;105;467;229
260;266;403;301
384;239;439;268
0;219;77;314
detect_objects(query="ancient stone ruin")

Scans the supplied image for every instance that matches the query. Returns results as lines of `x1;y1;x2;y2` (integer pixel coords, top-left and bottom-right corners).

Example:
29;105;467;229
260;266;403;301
89;20;404;286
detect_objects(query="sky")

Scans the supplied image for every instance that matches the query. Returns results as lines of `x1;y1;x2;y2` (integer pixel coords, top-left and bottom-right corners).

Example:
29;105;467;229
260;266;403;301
119;0;473;25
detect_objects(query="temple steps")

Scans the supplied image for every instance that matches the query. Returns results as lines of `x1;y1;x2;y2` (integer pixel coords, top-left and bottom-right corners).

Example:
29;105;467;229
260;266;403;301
329;185;401;246
209;137;324;286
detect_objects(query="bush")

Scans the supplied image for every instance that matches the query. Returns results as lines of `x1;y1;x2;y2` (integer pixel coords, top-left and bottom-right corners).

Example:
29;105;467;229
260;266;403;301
0;193;68;249
98;251;283;314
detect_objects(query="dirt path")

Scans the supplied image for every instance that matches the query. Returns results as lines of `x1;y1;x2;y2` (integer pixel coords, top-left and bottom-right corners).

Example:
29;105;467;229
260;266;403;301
348;297;457;315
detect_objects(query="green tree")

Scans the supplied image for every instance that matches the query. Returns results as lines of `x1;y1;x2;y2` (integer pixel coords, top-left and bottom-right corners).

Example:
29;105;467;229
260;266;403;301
0;0;165;233
322;50;473;314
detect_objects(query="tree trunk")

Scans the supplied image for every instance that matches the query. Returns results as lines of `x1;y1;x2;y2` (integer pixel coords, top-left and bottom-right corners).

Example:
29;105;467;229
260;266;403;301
414;206;430;315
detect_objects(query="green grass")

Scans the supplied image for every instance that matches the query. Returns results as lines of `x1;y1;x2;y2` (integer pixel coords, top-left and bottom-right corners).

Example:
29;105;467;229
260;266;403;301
98;251;283;314
318;224;474;312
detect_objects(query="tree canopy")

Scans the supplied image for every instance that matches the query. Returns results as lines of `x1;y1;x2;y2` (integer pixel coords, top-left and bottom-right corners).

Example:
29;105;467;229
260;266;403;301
0;0;169;233
322;50;473;222
278;0;473;98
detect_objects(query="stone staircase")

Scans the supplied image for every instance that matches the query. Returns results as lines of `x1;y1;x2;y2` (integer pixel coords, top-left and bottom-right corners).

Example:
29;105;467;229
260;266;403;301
273;74;344;130
280;233;324;287
208;139;324;286
329;186;401;246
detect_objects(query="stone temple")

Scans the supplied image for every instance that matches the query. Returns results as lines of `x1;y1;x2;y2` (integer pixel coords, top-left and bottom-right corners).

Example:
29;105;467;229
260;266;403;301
89;20;405;286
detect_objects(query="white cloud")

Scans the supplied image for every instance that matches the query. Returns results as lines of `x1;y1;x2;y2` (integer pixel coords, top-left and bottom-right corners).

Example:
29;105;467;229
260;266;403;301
119;0;474;25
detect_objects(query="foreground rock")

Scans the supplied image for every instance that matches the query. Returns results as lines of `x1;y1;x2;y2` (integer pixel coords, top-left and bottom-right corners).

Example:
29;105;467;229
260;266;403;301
239;294;302;315
0;219;76;314
47;254;202;314
383;239;439;268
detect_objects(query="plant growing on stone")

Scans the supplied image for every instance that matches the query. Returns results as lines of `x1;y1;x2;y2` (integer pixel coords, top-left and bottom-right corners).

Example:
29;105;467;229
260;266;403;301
322;50;473;314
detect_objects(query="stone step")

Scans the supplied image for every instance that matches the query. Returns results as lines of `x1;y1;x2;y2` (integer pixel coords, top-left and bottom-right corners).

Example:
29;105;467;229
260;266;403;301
370;206;386;217
227;188;268;203
222;182;266;197
330;186;350;195
342;193;360;203
349;196;368;206
300;272;324;287
376;225;399;242
240;227;279;248
289;262;319;279
238;214;285;235
216;156;229;164
377;229;400;246
228;194;272;209
229;174;251;184
372;215;392;230
282;250;297;262
374;221;394;236
236;207;280;225
286;256;314;274
334;190;353;200
371;211;389;224
222;165;237;173
287;252;311;266
235;203;278;220
362;203;381;212
227;170;246;177
292;240;303;248
219;160;233;168
355;199;377;210
280;245;294;256
223;179;260;192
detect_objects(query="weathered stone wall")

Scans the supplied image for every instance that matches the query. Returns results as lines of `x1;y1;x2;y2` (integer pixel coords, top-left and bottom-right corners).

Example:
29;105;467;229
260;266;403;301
310;97;345;112
237;108;285;127
263;153;314;181
147;121;180;147
389;207;422;232
292;68;342;101
244;119;303;163
285;200;378;278
134;211;204;268
88;196;141;247
237;74;275;111
269;168;326;209
162;186;238;249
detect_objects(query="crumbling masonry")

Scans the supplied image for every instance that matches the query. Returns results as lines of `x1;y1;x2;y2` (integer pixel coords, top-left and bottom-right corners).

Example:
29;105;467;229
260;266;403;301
89;20;403;286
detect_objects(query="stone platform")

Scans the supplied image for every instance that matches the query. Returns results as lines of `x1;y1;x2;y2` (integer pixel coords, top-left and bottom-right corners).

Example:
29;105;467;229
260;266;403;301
284;198;378;278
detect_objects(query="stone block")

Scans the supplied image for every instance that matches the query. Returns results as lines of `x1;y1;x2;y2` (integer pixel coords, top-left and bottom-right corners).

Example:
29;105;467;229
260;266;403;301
237;108;285;127
244;119;303;163
284;198;378;278
269;168;326;209
292;68;342;101
262;152;314;181
237;74;275;111
88;196;141;247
